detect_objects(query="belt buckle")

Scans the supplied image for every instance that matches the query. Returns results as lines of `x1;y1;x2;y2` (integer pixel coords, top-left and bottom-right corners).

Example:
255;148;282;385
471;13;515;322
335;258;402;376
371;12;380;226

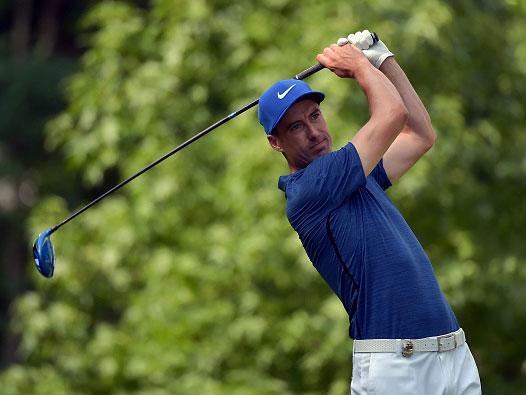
437;334;456;352
402;340;414;357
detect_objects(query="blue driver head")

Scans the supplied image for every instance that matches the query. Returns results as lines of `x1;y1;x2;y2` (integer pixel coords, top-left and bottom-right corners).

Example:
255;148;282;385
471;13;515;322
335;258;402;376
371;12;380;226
33;228;55;278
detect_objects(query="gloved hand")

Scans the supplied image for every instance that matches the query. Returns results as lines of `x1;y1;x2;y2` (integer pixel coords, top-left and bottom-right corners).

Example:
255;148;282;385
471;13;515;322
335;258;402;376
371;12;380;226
337;30;394;69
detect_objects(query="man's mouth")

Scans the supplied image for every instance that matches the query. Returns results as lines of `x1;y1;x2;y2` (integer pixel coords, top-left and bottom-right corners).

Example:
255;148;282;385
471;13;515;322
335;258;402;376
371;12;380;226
311;138;327;150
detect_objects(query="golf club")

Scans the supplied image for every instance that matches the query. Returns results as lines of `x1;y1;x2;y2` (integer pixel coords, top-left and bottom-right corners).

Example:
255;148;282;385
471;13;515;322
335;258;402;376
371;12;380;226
32;32;379;278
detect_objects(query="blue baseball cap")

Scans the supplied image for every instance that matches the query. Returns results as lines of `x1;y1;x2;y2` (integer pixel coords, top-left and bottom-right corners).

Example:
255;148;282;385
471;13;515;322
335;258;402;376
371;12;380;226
258;79;325;135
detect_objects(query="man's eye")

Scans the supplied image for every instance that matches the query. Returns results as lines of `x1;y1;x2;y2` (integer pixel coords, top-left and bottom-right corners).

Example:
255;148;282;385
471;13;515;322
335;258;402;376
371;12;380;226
311;112;320;120
290;123;302;132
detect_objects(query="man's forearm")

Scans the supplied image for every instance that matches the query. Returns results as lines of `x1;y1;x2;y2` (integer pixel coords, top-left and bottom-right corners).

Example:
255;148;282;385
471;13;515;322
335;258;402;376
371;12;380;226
379;58;435;145
355;60;406;124
349;58;408;176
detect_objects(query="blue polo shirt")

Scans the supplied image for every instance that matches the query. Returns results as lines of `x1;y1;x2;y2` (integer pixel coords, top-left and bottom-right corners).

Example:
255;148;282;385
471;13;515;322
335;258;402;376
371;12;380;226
278;142;459;340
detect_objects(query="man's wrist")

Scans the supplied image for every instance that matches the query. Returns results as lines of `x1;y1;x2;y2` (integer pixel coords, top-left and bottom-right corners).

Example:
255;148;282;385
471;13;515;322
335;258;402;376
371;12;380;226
352;59;378;81
378;56;397;72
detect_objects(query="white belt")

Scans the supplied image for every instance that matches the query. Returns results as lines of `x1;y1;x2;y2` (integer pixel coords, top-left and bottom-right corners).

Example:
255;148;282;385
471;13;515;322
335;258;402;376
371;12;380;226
353;328;465;358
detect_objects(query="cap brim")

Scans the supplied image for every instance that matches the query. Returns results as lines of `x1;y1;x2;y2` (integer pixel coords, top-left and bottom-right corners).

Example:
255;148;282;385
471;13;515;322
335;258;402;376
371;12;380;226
268;91;325;135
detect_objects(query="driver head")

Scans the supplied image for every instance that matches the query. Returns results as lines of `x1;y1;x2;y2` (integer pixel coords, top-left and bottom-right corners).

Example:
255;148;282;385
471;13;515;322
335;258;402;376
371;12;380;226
33;228;55;278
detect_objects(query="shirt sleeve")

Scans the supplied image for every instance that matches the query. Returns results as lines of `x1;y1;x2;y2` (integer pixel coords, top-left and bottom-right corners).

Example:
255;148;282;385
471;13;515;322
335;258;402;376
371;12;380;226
369;159;392;191
299;142;367;208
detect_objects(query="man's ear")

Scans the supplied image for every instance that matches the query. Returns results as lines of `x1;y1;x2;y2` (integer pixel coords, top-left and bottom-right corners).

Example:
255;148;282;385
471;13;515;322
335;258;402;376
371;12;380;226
267;134;284;152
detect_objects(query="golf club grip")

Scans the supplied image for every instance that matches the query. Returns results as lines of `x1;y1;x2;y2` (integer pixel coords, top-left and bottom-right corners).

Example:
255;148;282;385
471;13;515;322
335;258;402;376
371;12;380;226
294;31;379;80
295;63;325;80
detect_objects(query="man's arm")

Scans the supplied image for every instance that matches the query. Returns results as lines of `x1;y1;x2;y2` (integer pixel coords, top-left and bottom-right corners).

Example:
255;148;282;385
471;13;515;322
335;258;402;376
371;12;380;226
380;57;436;182
316;44;408;177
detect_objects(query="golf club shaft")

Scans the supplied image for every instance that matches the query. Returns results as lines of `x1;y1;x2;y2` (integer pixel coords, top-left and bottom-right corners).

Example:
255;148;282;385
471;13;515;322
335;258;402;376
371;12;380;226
295;63;325;80
51;63;326;233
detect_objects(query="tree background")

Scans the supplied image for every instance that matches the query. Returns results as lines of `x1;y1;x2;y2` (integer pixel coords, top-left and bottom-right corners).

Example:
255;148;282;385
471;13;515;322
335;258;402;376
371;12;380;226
1;0;525;394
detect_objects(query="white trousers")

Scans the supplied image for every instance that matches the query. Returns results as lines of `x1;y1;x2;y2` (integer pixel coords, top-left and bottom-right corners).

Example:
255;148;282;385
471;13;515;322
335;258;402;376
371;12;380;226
350;343;481;394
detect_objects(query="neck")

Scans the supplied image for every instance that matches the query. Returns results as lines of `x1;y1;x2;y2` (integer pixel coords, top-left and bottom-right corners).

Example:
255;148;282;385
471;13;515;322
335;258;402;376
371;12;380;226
288;160;304;173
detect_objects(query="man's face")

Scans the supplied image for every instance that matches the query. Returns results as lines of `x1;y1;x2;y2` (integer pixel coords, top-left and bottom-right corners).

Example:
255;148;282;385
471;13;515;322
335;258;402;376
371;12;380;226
268;99;332;171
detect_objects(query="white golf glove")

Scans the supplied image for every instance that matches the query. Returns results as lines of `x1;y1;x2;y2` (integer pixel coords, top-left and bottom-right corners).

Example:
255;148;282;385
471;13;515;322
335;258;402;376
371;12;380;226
337;29;394;68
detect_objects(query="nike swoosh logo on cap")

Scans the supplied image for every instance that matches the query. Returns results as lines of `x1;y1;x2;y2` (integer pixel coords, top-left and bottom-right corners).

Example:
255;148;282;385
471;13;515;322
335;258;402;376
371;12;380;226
277;84;296;100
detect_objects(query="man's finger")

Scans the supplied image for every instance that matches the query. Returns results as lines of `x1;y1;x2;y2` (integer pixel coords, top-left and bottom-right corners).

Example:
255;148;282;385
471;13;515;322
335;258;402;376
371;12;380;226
316;53;328;66
337;37;349;46
362;30;374;47
353;31;367;50
347;33;358;45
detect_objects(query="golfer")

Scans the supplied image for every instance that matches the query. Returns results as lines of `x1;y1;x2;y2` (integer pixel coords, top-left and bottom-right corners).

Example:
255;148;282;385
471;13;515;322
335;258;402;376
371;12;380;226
258;31;481;394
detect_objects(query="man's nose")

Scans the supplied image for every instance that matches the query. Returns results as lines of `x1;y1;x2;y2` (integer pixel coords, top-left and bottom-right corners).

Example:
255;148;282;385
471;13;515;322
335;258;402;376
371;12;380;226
306;123;320;140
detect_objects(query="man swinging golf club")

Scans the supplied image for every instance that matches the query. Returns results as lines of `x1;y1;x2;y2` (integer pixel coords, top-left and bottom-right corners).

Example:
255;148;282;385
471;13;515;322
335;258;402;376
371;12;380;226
258;30;482;394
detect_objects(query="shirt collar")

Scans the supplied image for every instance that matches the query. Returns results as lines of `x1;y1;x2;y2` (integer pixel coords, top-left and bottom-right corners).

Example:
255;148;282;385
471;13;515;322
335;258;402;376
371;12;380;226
278;175;290;192
278;168;305;192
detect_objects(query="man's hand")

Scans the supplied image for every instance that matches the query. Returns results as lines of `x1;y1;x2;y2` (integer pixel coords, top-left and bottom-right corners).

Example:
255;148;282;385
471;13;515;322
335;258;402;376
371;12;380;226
338;30;394;69
316;43;372;79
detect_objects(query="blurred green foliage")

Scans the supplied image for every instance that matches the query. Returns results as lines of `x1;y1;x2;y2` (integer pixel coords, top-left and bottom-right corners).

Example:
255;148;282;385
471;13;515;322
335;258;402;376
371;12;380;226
0;0;88;372
1;0;526;393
